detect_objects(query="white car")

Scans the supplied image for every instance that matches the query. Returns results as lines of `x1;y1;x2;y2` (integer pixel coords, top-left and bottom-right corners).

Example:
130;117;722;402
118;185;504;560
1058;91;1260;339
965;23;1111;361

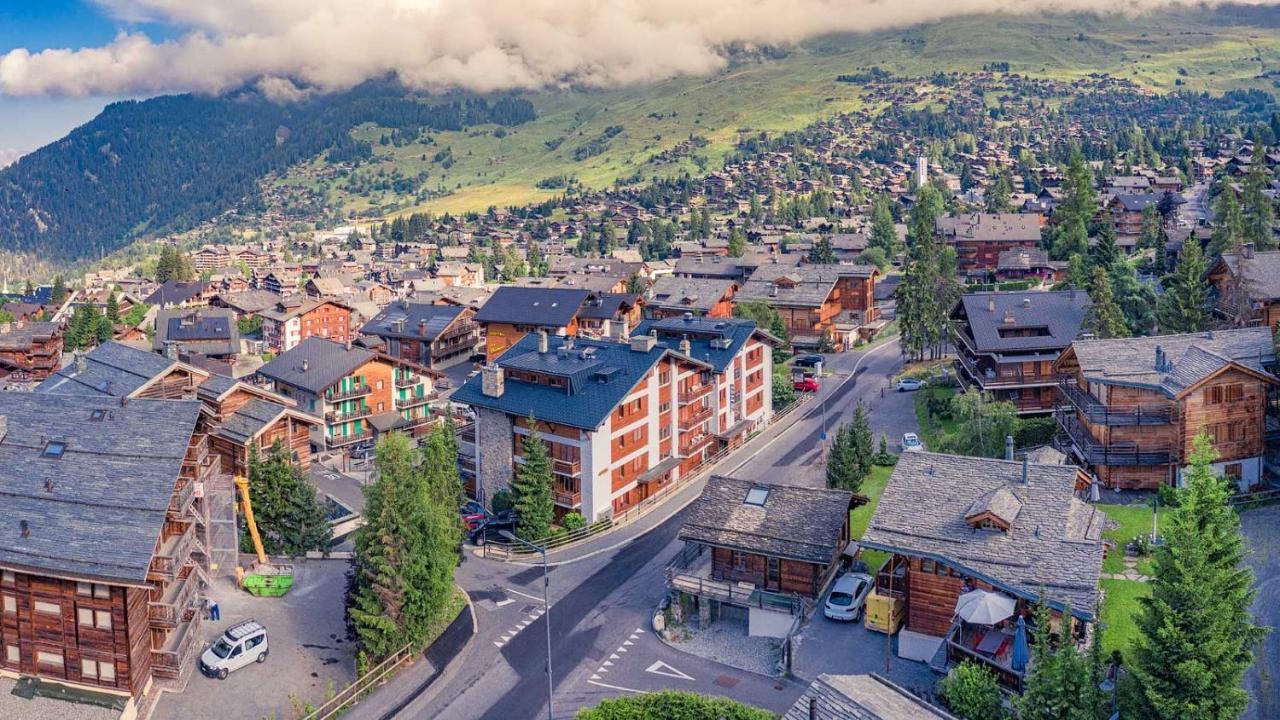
199;620;268;680
901;432;923;452
897;378;927;392
824;572;874;622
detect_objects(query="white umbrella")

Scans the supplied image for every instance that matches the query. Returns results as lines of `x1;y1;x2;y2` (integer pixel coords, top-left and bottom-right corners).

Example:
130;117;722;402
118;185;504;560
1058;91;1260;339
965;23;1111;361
955;589;1016;625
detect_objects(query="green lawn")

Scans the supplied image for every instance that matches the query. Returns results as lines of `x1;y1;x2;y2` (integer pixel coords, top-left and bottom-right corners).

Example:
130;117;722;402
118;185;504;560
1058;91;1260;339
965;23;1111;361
1096;503;1156;575
850;463;895;572
1100;578;1151;661
913;386;959;452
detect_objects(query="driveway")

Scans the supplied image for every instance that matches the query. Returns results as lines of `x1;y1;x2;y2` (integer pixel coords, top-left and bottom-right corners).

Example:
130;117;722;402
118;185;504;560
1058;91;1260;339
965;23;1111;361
1242;505;1279;720
152;559;356;720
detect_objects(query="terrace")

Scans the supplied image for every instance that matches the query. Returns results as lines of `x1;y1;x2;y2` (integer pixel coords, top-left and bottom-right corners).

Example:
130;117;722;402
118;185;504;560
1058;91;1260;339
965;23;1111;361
152;609;203;679
148;522;197;585
1057;378;1173;426
1056;408;1172;466
665;542;807;616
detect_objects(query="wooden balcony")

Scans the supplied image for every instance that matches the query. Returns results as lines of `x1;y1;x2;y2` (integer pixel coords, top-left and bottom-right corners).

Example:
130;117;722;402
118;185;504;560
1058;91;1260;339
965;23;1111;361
552;487;582;508
665;543;804;615
152;610;203;679
678;431;716;456
679;383;714;405
148;523;196;584
954;350;1057;389
395;371;421;388
148;568;200;629
324;383;371;402
679;404;713;431
326;405;373;423
1058;378;1173;426
167;479;196;520
1056;408;1172;466
552;457;582;476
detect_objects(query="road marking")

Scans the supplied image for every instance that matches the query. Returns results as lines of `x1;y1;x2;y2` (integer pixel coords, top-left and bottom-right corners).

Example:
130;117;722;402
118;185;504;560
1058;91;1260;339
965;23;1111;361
609;653;619;660
645;661;694;681
494;599;515;608
622;640;633;646
493;641;504;648
587;679;649;694
590;674;601;681
506;587;546;603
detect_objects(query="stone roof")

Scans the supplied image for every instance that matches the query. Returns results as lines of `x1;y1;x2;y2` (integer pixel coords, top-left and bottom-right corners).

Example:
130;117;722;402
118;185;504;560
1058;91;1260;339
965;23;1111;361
1067;327;1275;397
861;452;1104;619
995;247;1053;271
783;674;956;720
473;286;589;327
257;337;375;394
360;301;465;342
738;263;877;308
1215;250;1280;302
953;290;1090;355
215;397;289;444
153;307;239;356
679;475;853;564
0;321;60;350
936;213;1041;243
37;341;185;397
648;276;737;314
0;391;201;585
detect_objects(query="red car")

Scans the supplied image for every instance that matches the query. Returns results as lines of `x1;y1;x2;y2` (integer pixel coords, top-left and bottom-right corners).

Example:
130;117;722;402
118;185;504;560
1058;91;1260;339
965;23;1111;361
793;375;819;392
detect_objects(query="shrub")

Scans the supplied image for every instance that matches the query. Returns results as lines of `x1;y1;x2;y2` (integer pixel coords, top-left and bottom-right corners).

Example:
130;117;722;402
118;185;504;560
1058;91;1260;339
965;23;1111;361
491;488;514;514
561;512;587;531
1155;483;1183;509
1014;416;1057;448
940;661;1007;720
576;691;773;720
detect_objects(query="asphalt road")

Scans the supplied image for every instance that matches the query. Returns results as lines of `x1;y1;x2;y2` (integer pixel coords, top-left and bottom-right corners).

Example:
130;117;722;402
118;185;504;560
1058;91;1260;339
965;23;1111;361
386;339;913;720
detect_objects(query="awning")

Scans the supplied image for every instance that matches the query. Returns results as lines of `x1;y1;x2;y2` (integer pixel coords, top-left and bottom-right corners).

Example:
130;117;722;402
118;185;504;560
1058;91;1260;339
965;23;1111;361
636;455;682;484
715;417;753;440
955;589;1015;625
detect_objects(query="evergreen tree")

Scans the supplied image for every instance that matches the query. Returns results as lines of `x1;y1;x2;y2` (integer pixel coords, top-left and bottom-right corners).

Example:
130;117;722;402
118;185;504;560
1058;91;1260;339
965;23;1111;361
105;292;120;325
1242;139;1276;250
1209;189;1245;257
1064;253;1091;290
1128;434;1265;720
727;227;747;258
808;236;837;264
848;400;874;489
1157;236;1210;333
1017;602;1108;720
825;423;857;491
771;364;796;408
1109;259;1157;337
1085;266;1128;338
899;184;945;360
940;661;1006;720
511;416;555;540
1139;203;1164;254
869;195;900;256
50;274;67;304
1090;223;1119;269
985;170;1013;214
244;442;332;556
1052;219;1089;261
22;279;33;297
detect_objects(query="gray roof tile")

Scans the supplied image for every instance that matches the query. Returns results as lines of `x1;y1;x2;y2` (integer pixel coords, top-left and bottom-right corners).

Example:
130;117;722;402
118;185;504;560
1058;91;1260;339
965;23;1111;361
257;337;375;394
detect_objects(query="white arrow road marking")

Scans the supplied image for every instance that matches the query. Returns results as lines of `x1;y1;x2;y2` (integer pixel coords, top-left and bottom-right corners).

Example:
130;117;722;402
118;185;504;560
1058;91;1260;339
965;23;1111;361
506;587;546;603
602;660;613;667
494;598;515;608
622;640;633;646
609;653;619;660
590;674;601;681
645;660;694;681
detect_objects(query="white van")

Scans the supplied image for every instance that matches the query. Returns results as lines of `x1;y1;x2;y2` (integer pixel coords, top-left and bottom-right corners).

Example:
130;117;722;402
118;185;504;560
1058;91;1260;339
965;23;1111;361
199;620;268;679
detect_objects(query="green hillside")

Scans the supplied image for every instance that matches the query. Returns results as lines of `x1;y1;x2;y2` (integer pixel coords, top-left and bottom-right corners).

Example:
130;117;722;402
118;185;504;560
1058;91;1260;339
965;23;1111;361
277;9;1280;219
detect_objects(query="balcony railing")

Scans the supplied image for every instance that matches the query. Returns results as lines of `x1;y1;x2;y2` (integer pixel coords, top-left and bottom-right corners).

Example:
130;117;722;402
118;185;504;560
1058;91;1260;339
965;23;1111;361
167;479;196;519
149;522;196;584
679;404;714;431
679;383;714;405
553;457;582;476
665;542;804;615
1057;378;1173;426
148;568;200;628
395;372;420;388
679;432;716;456
329;428;374;447
324;383;371;402
326;405;373;423
395;393;433;410
954;350;1057;388
553;488;582;508
1056;408;1172;466
152;610;203;679
944;620;1029;692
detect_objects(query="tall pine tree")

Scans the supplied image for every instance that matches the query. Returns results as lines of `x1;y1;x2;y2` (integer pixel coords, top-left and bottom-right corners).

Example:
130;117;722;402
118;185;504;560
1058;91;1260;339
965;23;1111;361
1128;435;1265;720
1242;139;1276;251
511;416;555;540
1209;189;1244;257
1085;266;1128;338
1157;236;1210;334
243;442;332;556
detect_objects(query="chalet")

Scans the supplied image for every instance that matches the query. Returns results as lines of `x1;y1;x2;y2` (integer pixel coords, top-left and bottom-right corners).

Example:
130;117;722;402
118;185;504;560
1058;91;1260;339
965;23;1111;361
39;342;206;400
949;291;1090;414
993;248;1064;284
258;297;352;354
209;290;282;320
861;452;1104;692
153;307;240;360
0;321;63;381
936;213;1041;277
359;301;481;370
668;476;855;632
1106;193;1161;246
1206;249;1280;328
256;338;438;449
1054;328;1279;490
144;281;211;309
0;391;218;708
737;264;881;350
433;262;486;288
647;276;737;319
303;276;349;299
576;294;644;340
474;286;590;361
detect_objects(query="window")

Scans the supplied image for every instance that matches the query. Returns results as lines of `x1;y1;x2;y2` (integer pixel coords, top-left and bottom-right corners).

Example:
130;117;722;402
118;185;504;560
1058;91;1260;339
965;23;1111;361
659;426;671;439
95;584;109;600
42;441;66;458
82;659;98;679
744;487;769;506
33;600;59;615
376;380;384;389
1208;383;1245;405
2;595;14;614
76;582;91;597
659;371;671;384
78;608;112;630
5;645;17;663
920;558;936;574
36;650;63;668
100;661;115;682
659;402;671;413
1;570;12;585
731;551;748;570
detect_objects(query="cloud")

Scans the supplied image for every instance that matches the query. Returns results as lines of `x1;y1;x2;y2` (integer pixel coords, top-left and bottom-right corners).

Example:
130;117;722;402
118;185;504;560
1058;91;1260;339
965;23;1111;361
0;149;24;168
0;0;1274;99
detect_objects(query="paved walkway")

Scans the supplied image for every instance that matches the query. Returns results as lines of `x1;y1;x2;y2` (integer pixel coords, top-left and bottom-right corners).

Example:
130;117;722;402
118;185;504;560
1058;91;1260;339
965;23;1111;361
1101;555;1151;582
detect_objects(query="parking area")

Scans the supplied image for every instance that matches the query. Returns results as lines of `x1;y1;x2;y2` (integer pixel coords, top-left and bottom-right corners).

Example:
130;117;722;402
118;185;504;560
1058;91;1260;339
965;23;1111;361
791;602;940;699
152;559;356;720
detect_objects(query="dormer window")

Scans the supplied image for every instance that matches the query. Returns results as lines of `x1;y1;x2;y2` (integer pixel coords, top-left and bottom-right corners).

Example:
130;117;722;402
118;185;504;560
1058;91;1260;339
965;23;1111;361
964;487;1021;532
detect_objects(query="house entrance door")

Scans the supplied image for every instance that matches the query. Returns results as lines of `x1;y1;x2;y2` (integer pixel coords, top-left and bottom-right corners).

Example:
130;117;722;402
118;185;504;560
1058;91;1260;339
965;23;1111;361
766;557;780;591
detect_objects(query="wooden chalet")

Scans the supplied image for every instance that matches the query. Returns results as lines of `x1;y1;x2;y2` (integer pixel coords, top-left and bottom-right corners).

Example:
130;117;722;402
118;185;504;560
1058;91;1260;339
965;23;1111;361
1054;328;1279;490
861;452;1104;692
647;276;738;319
0;321;63;381
359;300;482;370
936;213;1041;278
474;286;590;361
1206;249;1280;328
736;264;881;351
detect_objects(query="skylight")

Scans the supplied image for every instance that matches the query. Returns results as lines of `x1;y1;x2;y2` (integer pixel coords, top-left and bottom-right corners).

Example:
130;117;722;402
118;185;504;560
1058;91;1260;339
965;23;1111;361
744;487;769;506
42;441;67;459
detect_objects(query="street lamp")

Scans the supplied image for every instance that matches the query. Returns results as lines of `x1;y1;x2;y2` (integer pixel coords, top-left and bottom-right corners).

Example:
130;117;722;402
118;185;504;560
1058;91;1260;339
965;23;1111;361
499;530;553;720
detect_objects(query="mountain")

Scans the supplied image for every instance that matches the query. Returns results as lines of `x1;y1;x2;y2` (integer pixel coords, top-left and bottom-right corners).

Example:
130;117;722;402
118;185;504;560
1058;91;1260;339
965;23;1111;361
3;7;1280;263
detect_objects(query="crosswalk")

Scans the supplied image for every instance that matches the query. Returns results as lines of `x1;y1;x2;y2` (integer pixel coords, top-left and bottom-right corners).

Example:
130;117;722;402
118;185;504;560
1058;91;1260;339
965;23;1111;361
492;595;546;649
587;627;645;686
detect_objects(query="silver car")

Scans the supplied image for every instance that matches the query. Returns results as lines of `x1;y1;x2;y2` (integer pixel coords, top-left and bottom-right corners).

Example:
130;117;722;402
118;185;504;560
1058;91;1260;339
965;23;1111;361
824;572;874;622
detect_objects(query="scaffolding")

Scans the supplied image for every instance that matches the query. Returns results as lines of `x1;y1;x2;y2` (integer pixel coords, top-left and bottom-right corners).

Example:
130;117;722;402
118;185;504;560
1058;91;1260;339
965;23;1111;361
203;471;239;579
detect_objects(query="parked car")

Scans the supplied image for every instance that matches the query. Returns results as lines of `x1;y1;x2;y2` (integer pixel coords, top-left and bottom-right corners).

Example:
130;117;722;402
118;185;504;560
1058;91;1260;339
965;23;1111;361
459;501;490;531
793;375;820;392
897;378;927;392
199;620;268;680
469;513;519;546
348;441;376;460
794;354;824;369
901;432;923;452
824;572;874;622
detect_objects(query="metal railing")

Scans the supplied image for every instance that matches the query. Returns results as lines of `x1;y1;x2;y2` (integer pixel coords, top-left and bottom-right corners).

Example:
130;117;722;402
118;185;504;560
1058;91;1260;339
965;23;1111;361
954;350;1057;388
324;383;372;402
300;644;416;720
1057;378;1173;426
665;543;804;615
328;428;375;447
395;393;433;410
1056;408;1172;466
326;405;373;423
679;405;713;430
395;372;420;388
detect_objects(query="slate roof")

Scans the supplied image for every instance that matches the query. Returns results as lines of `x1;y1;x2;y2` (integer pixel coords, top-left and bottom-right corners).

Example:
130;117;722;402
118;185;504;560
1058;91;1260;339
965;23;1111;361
258;297;347;322
738;263;877;308
144;280;208;306
452;333;699;430
995;248;1053;271
37;341;182;397
953;291;1090;354
1110;193;1164;212
648;276;736;313
195;373;239;402
0;321;60;350
153;307;239;356
783;674;956;720
577;294;640;320
936;213;1041;243
860;452;1105;619
632;315;773;373
257;337;375;394
215;397;290;444
473;286;589;327
1214;250;1280;301
213;290;282;314
679;475;853;564
0;391;200;585
361;301;464;341
1067;327;1276;397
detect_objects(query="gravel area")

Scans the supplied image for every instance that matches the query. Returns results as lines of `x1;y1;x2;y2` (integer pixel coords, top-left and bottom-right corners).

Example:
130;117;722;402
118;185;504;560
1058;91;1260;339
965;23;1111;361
0;677;118;720
663;615;784;677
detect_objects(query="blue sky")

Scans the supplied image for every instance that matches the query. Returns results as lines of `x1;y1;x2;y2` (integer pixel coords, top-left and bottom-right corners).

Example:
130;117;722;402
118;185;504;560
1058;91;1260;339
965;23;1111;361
0;1;167;155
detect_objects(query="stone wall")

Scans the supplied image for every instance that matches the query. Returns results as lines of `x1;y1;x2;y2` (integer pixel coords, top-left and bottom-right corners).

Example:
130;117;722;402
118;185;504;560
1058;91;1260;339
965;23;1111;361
475;407;514;506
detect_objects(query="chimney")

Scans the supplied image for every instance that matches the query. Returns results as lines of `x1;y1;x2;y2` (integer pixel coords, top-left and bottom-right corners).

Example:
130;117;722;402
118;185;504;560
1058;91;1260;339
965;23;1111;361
1154;345;1165;372
301;359;309;373
75;353;87;375
481;364;505;398
768;282;778;298
419;319;428;337
1021;455;1029;485
679;334;692;356
19;520;29;539
1005;435;1014;461
987;296;996;313
1022;297;1031;308
164;342;179;361
1003;310;1016;325
630;334;657;353
538;329;549;354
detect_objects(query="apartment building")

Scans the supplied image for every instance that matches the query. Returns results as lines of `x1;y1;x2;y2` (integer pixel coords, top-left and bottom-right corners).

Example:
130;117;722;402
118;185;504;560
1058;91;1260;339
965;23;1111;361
454;319;776;522
1206;248;1280;328
474;286;590;361
936;213;1042;278
256;338;438;449
736;264;880;351
359;301;481;370
258;297;352;353
1054;328;1278;490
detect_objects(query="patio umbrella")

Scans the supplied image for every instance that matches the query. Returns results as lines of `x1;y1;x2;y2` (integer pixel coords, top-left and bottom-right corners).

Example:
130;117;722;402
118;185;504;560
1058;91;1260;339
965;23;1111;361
1011;615;1030;672
955;589;1016;625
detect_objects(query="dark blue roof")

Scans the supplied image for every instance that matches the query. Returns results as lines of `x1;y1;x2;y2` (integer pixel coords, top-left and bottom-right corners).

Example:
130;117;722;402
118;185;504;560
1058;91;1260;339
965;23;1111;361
452;334;687;430
632;316;764;373
474;286;589;327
